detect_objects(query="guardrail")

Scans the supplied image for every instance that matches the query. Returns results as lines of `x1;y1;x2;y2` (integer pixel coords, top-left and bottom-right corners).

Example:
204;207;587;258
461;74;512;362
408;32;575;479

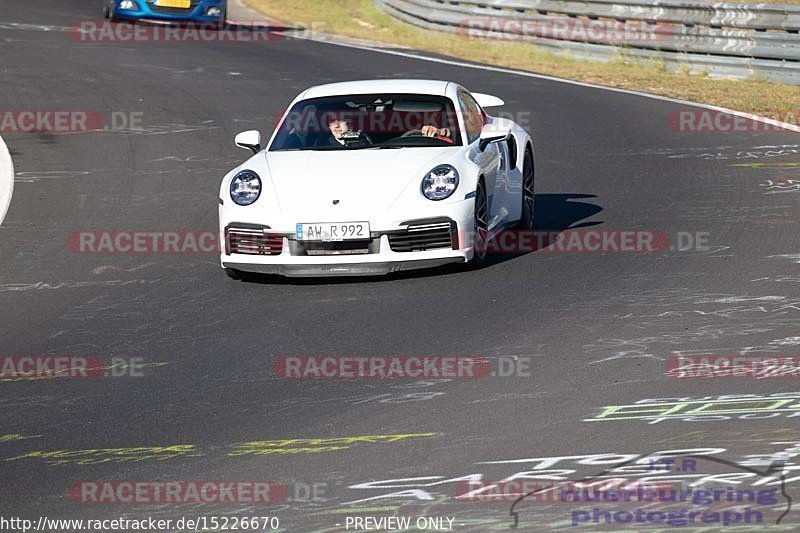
376;0;800;84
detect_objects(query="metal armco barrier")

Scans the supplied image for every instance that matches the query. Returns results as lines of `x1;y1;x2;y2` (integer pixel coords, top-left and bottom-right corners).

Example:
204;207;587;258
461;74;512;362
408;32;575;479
376;0;800;83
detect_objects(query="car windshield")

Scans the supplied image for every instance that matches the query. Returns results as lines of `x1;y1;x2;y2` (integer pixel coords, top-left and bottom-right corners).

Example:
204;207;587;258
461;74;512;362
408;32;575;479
269;93;463;151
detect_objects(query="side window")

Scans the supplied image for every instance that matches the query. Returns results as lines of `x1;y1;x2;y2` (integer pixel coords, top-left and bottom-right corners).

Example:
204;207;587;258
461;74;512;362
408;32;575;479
458;91;484;144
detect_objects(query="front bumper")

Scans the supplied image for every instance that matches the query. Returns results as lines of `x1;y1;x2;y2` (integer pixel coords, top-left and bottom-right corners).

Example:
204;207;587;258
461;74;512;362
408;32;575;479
223;256;466;277
220;217;474;278
113;0;225;22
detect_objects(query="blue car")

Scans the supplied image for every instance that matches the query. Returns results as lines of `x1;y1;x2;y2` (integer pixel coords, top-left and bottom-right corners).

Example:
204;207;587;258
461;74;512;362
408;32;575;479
102;0;227;26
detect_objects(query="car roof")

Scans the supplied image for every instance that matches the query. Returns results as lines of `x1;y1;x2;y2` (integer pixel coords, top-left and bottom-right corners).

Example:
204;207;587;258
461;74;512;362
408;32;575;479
301;79;455;100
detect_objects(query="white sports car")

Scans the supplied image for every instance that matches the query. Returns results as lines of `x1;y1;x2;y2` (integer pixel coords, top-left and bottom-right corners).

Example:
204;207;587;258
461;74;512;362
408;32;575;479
218;79;534;277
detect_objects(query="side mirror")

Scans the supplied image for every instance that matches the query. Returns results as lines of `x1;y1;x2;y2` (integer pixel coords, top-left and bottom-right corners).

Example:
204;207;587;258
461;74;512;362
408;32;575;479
235;130;261;154
478;123;511;151
472;92;505;109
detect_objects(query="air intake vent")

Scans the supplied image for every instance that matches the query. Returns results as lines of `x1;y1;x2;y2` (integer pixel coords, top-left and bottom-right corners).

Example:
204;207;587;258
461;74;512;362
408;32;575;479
226;227;283;256
304;241;371;256
388;220;455;252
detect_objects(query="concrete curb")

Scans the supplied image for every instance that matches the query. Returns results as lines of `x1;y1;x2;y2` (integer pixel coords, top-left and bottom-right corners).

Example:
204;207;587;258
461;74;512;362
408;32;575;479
0;135;14;227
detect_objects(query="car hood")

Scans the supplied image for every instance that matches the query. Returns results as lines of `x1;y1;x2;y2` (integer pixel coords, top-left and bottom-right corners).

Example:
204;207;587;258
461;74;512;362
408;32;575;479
263;147;460;217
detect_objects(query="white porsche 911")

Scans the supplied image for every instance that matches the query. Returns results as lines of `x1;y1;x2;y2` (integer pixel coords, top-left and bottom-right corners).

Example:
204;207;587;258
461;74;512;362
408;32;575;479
218;79;534;278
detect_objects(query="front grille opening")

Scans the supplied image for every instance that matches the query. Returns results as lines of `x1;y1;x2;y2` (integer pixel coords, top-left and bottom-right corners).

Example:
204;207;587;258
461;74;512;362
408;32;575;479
389;220;455;252
227;227;283;256
302;241;372;256
147;0;201;14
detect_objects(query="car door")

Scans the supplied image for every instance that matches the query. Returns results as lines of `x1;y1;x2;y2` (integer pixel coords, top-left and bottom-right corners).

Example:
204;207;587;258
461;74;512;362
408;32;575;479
457;90;504;231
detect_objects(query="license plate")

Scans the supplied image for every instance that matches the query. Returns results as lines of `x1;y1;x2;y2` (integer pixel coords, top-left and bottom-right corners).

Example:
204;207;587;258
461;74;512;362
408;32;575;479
296;222;370;242
156;0;191;8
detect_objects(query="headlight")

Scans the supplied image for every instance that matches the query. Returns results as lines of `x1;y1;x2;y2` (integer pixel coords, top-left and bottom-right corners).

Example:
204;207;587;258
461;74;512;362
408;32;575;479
421;164;459;201
230;170;262;206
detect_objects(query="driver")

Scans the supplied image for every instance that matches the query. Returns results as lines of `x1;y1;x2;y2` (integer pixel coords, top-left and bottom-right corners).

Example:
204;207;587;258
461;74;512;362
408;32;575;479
322;116;372;148
321;115;451;147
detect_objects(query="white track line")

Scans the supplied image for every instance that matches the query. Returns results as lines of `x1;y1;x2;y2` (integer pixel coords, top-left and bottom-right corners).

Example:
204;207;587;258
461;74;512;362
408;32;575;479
234;0;800;134
318;43;800;134
0;135;14;227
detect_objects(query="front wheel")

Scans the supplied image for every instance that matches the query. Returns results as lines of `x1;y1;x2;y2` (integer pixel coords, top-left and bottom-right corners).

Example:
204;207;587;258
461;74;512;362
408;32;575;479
105;1;120;21
213;5;228;29
517;146;535;231
469;180;488;267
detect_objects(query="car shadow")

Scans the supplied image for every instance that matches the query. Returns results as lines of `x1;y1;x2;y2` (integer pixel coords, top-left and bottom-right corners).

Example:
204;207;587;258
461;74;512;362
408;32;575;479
232;193;603;285
482;193;603;267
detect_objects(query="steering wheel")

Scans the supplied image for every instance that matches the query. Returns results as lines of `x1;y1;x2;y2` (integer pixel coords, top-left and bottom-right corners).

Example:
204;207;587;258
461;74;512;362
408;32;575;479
401;129;425;138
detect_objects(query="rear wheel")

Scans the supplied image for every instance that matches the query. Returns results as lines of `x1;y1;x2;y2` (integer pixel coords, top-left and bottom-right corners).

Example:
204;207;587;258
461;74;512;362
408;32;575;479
517;146;535;231
469;180;488;266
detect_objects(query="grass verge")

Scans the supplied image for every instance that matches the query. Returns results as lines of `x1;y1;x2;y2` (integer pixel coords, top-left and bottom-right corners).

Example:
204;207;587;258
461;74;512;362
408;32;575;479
244;0;799;119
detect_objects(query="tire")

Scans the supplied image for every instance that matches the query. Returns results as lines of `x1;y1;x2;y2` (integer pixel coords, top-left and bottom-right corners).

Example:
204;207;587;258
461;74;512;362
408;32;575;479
220;4;228;28
516;145;535;231
208;1;227;29
107;1;119;22
469;179;489;266
102;2;110;18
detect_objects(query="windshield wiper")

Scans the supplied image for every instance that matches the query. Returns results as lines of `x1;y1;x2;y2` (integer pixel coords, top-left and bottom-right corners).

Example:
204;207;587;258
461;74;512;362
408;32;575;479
328;145;402;151
272;145;407;152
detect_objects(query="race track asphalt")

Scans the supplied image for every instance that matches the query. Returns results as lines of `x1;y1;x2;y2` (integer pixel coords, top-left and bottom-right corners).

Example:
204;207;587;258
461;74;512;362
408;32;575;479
1;0;799;531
